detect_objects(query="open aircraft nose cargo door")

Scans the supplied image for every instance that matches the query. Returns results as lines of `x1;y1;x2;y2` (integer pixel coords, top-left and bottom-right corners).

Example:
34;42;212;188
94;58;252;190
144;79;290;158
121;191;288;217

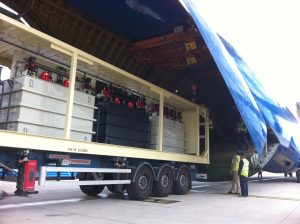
16;160;37;195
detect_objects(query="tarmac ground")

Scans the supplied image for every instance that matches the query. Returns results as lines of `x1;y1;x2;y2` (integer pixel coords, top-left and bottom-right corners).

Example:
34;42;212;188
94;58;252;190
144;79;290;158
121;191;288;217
0;172;299;224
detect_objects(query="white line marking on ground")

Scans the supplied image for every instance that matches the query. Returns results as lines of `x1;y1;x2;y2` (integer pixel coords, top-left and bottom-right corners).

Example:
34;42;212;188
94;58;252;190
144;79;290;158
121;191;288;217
191;177;284;189
190;190;206;193
192;183;227;188
248;177;283;182
0;198;82;210
192;185;211;188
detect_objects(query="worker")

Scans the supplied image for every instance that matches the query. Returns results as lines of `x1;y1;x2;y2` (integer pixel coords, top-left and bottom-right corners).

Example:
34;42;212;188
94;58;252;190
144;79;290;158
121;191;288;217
250;150;262;180
258;170;263;180
238;152;249;197
236;116;250;150
228;151;241;194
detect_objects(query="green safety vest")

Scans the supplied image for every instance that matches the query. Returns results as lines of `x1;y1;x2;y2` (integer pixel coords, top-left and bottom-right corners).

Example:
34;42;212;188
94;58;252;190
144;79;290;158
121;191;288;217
241;158;249;177
233;155;240;172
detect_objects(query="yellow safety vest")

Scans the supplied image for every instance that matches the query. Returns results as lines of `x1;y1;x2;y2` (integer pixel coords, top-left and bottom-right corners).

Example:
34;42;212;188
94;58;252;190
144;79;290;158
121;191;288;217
233;155;240;172
241;158;249;177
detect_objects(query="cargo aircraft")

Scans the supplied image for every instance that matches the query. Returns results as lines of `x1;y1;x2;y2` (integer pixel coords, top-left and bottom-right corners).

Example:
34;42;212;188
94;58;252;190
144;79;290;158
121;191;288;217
182;0;300;182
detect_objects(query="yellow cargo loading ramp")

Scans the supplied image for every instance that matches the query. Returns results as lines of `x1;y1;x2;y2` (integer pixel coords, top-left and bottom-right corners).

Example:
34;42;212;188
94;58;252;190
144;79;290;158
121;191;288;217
0;13;209;164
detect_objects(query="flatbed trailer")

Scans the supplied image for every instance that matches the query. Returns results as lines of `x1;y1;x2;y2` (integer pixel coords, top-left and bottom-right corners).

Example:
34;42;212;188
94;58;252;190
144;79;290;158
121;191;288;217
0;13;209;200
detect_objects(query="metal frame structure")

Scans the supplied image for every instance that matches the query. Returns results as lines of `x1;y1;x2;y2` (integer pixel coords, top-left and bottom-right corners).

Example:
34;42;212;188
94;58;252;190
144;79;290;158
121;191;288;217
0;13;209;165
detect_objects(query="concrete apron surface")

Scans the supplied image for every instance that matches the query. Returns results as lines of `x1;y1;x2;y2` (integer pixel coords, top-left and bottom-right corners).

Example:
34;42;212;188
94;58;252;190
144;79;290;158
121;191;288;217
0;173;299;224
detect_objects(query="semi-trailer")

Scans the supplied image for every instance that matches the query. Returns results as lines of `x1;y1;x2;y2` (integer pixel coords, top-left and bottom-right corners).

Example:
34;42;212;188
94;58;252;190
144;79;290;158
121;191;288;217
0;13;210;200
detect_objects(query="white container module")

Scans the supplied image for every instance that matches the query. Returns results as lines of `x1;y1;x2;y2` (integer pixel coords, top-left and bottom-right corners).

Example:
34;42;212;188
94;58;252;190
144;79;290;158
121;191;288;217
0;75;95;142
149;116;185;153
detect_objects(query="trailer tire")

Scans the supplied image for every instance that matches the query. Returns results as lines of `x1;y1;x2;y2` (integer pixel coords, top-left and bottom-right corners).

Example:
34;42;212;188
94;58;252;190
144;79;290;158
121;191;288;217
79;173;105;196
153;166;174;197
127;165;153;200
106;173;127;194
173;167;191;195
107;184;125;194
296;170;300;183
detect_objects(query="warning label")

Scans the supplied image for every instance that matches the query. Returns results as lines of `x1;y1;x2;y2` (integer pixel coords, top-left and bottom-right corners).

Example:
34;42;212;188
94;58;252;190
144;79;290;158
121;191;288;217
48;154;91;165
49;154;70;160
70;159;91;165
48;154;70;165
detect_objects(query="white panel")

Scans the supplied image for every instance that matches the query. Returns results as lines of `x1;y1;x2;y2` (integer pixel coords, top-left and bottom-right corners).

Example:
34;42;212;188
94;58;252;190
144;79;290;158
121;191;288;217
0;75;94;141
0;107;92;132
150;127;185;140
149;116;185;153
3;122;91;141
4;76;94;106
150;116;184;129
150;135;184;148
1;91;94;120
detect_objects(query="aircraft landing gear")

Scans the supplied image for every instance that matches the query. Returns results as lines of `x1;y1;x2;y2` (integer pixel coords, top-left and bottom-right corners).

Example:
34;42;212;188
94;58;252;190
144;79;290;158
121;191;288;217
296;170;300;183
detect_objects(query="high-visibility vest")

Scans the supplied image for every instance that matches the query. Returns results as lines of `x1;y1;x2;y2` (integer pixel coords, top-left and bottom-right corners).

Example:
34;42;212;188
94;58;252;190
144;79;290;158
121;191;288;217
233;155;240;172
241;158;249;177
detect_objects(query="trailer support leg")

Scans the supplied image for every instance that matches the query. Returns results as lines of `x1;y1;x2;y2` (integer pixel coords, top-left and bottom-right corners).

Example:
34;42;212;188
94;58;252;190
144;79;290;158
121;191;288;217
14;150;38;197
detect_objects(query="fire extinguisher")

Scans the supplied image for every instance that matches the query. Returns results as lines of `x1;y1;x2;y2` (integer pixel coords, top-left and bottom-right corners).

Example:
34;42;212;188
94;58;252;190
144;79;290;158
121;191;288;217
40;71;51;81
26;56;37;76
63;79;69;88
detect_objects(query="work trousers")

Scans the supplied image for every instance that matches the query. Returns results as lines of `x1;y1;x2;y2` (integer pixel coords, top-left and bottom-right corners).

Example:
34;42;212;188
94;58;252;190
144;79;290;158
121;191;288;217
240;175;248;197
230;172;240;193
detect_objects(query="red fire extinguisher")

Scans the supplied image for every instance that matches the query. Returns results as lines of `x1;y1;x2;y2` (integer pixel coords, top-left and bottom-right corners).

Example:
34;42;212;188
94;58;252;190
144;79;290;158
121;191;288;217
40;71;51;81
63;79;69;88
114;97;121;104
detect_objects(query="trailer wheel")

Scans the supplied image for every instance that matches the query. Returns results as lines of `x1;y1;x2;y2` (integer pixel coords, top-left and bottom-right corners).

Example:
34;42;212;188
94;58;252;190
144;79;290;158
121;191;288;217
107;184;125;194
79;173;105;196
153;166;174;197
106;173;127;194
173;167;191;195
296;170;300;183
127;165;153;200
